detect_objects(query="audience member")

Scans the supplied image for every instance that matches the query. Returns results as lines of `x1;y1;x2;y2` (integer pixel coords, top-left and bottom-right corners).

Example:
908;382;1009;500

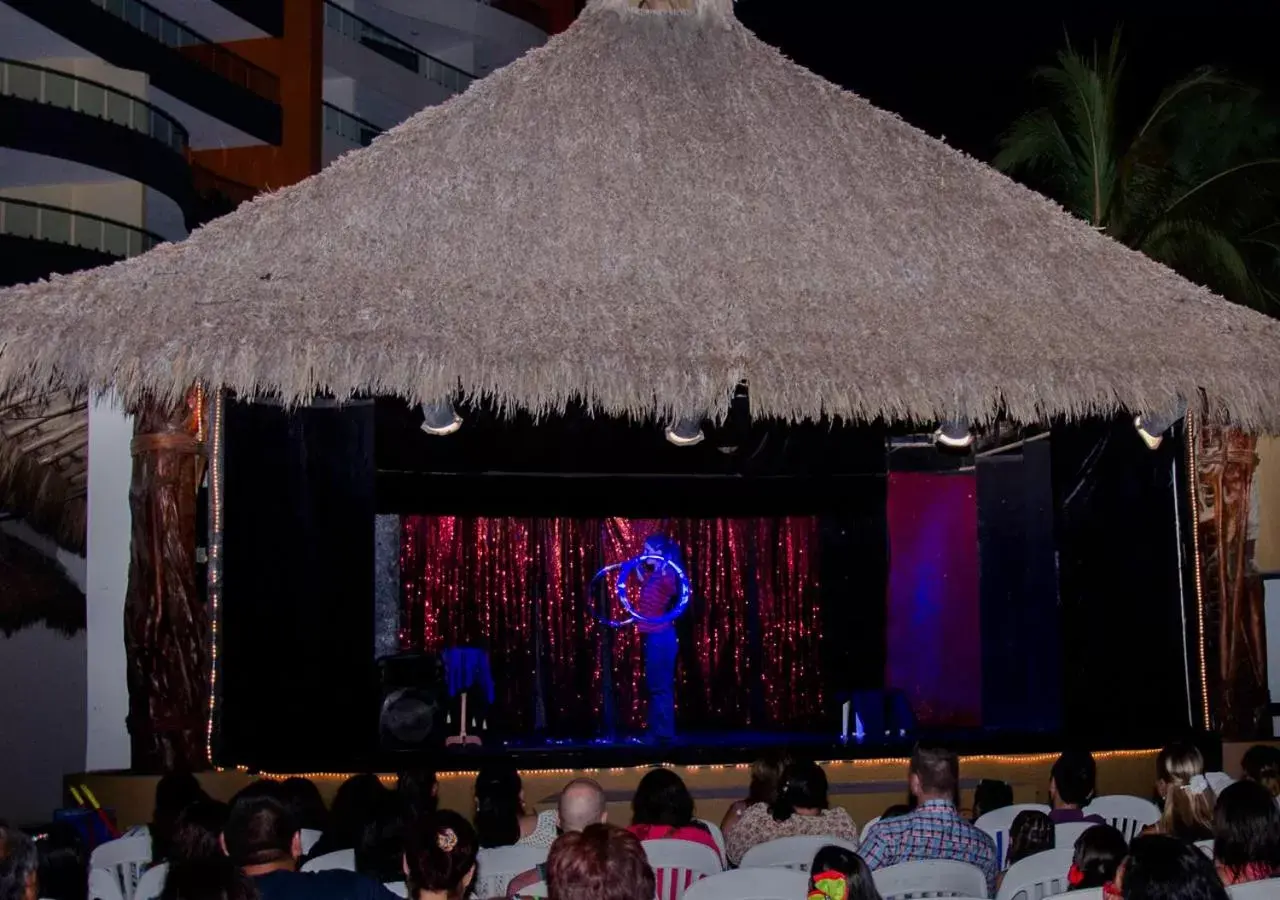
725;760;859;866
354;791;407;883
222;781;396;900
1050;751;1105;825
170;799;231;862
720;750;790;833
133;772;211;862
1145;743;1215;841
999;810;1054;888
1240;745;1280;799
161;859;258;900
0;825;37;900
1212;779;1280;885
33;824;86;900
546;824;654;900
879;804;912;821
806;845;883;900
1068;825;1127;892
507;779;608;898
403;811;477;900
277;779;328;834
627;768;721;861
971;779;1013;823
1121;835;1227;900
309;775;391;860
397;770;439;822
474;762;557;849
859;745;998;895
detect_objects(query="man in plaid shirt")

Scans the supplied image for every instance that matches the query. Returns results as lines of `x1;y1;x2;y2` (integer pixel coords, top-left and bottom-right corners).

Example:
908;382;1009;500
859;745;998;894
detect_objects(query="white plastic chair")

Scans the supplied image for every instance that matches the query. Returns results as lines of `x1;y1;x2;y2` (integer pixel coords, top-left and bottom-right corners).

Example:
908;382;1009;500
1228;880;1280;899
89;836;153;900
873;860;988;900
642;839;723;900
88;868;126;900
517;881;549;898
383;883;407;899
975;805;1050;868
300;828;322;854
1082;795;1160;842
694;819;727;865
995;847;1074;900
1195;839;1214;858
738;835;859;872
860;815;882;843
1068;891;1103;900
300;848;356;872
682;868;809;900
132;863;167;900
473;845;548;900
1053;821;1092;849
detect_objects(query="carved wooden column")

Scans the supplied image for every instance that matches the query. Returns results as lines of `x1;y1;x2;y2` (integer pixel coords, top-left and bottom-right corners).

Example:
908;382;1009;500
1195;424;1268;738
124;388;208;770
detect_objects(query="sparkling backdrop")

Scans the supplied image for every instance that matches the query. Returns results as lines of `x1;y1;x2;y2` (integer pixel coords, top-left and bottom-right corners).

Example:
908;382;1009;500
400;515;823;734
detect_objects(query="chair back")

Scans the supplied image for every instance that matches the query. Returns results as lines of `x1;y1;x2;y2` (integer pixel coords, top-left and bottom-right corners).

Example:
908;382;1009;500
517;881;549;898
995;847;1074;900
1053;821;1092;850
682;868;809;900
473;845;548;900
694;819;727;864
300;828;322;855
642;839;723;900
383;883;407;898
1195;839;1214;858
1081;796;1160;842
860;816;882;843
975;804;1051;867
88;836;152;900
738;835;859;872
132;863;167;900
88;868;126;900
1228;880;1280;899
872;860;988;900
300;848;356;872
1068;891;1104;900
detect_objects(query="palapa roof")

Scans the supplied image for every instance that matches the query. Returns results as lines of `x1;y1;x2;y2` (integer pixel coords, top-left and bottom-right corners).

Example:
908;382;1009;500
1;0;1279;429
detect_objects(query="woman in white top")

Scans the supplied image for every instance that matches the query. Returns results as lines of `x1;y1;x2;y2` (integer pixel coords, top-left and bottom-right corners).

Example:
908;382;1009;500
473;762;559;849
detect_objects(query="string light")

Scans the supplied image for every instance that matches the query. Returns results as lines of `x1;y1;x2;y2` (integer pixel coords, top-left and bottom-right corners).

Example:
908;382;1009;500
205;387;224;767
1186;412;1210;729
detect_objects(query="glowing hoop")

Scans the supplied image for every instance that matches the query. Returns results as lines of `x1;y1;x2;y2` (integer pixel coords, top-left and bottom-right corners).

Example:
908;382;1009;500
589;553;692;630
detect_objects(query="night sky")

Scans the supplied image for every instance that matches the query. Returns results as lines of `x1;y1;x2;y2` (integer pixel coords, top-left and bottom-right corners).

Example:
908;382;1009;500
732;1;1279;160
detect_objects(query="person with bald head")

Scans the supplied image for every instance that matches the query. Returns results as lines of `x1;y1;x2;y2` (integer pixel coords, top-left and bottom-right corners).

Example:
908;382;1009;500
506;780;607;898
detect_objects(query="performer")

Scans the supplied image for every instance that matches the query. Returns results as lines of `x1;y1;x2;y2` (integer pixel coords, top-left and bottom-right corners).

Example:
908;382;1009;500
636;534;681;743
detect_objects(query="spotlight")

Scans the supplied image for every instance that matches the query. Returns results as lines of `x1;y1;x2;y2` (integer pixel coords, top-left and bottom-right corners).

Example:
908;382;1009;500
420;401;462;436
933;419;973;450
665;417;705;447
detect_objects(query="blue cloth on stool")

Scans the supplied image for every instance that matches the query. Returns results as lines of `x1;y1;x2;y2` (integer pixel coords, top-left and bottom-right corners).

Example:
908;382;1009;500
442;647;495;702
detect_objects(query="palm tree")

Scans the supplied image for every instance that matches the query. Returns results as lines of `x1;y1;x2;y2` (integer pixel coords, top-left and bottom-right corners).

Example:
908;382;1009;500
995;32;1280;312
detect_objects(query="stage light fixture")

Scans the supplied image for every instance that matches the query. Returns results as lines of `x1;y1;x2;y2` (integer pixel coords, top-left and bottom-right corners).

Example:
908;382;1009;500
933;419;973;450
420;401;462;436
1134;402;1186;451
665;416;705;447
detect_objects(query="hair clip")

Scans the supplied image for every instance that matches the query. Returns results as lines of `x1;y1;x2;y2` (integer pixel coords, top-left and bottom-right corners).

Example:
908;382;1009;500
437;828;458;852
1186;774;1209;795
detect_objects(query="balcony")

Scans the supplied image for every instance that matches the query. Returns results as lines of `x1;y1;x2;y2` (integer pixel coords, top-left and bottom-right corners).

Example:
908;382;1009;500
323;102;384;162
323;2;474;96
0;197;162;288
5;0;282;144
0;58;195;220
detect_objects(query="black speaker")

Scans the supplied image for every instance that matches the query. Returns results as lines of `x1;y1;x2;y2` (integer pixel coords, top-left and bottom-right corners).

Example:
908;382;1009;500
378;653;447;751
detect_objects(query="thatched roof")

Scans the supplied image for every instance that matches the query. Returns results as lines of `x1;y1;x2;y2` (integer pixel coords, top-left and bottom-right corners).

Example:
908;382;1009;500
0;529;85;635
2;0;1279;429
0;392;87;553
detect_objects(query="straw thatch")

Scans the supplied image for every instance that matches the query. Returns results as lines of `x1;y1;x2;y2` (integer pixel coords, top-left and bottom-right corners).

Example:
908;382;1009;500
1;0;1279;429
0;392;87;552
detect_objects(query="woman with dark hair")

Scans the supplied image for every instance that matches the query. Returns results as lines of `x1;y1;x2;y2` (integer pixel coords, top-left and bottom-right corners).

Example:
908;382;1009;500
168;800;229;863
1121;834;1227;900
131;772;210;862
474;762;557;849
276;778;328;833
626;769;720;862
721;751;791;833
34;823;86;900
1241;745;1280;799
1213;779;1280;885
398;770;439;822
971;780;1013;823
403;811;477;900
996;810;1053;889
725;761;858;866
806;845;882;900
309;773;391;859
1069;825;1127;892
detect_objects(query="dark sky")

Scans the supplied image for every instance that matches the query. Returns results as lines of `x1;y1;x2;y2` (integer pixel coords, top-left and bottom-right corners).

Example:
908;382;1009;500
733;1;1280;160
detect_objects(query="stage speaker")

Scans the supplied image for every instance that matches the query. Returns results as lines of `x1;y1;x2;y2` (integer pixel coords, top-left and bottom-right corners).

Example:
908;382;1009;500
378;653;447;751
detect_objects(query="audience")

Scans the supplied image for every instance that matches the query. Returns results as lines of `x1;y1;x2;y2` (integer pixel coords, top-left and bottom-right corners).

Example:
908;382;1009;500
277;779;328;835
998;810;1053;888
720;751;790;833
474;762;558;850
1241;744;1280;799
170;799;231;862
1069;825;1127;892
725;760;859;865
132;772;211;862
354;791;407;883
806;845;882;900
546;824;654;900
508;779;608;898
160;859;258;900
1212;779;1280;886
627;768;721;862
309;775;391;861
33;823;87;900
859;745;998;895
1050;751;1105;825
971;779;1012;823
1145;743;1215;842
222;782;396;900
403;811;477;900
397;770;439;822
1121;835;1228;900
0;825;37;900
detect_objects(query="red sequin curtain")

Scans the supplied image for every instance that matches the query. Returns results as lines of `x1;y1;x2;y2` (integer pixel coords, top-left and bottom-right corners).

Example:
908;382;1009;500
401;516;822;734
